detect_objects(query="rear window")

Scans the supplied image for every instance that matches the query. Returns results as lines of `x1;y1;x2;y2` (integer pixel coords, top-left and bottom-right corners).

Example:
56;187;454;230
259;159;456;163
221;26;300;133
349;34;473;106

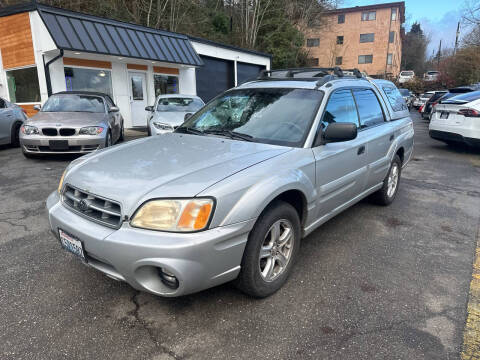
398;89;410;96
442;91;480;104
382;86;408;112
427;71;439;75
401;71;414;76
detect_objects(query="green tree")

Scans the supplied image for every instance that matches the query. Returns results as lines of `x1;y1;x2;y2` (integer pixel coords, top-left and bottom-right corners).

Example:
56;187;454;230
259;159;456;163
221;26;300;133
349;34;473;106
401;22;429;76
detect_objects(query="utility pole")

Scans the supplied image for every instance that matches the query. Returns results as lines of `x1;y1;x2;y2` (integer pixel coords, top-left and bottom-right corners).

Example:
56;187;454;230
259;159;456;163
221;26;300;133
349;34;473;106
437;40;442;68
454;21;460;55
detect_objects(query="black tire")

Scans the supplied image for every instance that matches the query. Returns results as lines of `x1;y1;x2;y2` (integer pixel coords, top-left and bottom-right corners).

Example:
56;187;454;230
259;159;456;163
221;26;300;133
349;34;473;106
119;122;124;142
11;122;21;147
105;130;112;147
235;200;301;298
371;155;402;206
147;126;151;137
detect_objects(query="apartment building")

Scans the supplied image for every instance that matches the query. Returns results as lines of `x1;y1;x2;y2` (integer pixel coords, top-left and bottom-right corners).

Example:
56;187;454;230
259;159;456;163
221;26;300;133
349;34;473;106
304;2;405;78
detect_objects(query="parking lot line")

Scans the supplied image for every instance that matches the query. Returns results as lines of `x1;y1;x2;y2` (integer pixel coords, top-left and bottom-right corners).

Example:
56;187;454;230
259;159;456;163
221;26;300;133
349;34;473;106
462;223;480;359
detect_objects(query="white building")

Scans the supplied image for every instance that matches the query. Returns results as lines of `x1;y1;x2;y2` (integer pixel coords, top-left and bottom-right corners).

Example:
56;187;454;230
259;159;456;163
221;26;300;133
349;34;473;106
0;3;271;128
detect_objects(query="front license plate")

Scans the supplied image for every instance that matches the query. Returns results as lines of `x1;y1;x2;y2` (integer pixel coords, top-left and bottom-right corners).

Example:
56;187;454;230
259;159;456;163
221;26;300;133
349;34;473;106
59;229;86;261
49;140;69;150
440;111;449;119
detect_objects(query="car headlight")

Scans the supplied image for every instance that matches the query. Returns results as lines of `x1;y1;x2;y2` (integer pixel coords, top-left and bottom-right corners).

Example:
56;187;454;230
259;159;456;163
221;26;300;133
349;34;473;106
152;122;173;131
21;125;39;135
79;126;104;135
131;198;214;232
58;169;66;194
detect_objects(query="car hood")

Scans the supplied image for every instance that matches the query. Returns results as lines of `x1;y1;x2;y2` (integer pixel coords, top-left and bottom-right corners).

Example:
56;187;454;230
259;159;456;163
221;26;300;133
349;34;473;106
27;112;106;127
150;112;187;127
65;133;292;216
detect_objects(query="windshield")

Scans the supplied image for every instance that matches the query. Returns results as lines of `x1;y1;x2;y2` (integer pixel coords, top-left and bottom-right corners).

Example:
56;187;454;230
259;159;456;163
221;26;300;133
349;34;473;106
42;94;105;113
177;88;323;147
401;71;414;76
399;89;410;96
156;97;204;112
427;71;439;75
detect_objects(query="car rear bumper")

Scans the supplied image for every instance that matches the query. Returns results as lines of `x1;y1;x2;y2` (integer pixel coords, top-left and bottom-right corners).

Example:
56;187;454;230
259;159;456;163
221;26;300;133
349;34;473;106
20;135;105;154
429;130;480;147
46;191;255;297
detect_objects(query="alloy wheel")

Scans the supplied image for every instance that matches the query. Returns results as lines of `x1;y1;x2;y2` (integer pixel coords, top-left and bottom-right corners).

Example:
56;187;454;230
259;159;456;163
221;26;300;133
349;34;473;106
387;163;399;198
258;219;294;282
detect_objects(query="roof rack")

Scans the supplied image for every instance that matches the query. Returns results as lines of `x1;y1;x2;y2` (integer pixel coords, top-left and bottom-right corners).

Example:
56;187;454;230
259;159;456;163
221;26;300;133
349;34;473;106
257;67;363;80
256;67;365;88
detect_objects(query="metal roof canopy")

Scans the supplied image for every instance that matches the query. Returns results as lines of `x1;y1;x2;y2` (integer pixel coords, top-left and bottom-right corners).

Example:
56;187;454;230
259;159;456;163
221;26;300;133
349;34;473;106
37;4;203;67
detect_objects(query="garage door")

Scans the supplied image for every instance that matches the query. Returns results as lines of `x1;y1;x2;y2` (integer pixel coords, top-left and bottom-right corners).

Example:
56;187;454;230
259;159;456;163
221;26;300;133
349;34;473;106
237;62;266;85
196;56;234;102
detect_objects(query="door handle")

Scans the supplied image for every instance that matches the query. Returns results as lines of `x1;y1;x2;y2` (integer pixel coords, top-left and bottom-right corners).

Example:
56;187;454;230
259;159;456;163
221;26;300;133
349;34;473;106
357;145;365;155
389;134;394;141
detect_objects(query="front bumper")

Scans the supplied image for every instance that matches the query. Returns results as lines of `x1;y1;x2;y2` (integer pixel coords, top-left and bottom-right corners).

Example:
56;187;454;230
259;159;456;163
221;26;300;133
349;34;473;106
20;134;105;154
46;191;255;297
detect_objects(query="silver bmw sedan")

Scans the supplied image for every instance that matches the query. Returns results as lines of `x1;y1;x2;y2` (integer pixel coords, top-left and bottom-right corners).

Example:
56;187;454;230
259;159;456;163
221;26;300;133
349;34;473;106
20;91;124;157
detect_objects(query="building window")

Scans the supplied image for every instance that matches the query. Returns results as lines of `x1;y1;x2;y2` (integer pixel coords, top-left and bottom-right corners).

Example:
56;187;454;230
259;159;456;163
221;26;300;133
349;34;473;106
335;57;343;65
6;67;41;103
64;67;113;97
336;36;344;45
306;38;320;47
307;58;319;66
360;33;375;43
361;11;376;21
387;53;393;65
389;31;395;43
391;8;397;20
338;14;345;24
154;74;179;96
358;55;373;64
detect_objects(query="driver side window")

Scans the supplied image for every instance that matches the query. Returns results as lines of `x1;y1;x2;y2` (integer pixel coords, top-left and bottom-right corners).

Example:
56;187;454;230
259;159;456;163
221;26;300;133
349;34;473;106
321;89;359;129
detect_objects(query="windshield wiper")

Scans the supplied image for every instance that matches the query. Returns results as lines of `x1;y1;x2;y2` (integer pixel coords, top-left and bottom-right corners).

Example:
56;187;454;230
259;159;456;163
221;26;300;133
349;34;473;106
175;127;205;136
204;129;255;142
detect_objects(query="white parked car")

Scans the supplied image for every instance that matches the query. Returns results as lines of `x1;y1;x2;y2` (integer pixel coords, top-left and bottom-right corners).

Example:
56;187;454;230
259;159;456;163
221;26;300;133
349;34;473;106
429;90;480;147
398;71;415;84
413;91;434;108
424;71;440;82
146;95;204;135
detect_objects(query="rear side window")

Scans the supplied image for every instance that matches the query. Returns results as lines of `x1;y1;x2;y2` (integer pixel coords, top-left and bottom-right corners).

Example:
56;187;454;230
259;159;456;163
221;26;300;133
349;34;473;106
352;89;385;128
382;86;407;111
0;98;5;108
321;89;359;129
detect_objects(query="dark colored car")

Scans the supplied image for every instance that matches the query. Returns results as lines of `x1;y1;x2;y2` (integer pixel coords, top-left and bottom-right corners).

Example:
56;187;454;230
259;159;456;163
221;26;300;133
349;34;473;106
422;91;447;120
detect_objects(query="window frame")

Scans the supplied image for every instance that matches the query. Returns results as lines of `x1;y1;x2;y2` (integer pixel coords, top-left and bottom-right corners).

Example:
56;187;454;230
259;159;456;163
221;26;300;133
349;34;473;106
391;8;397;20
358;55;373;64
153;72;180;96
5;65;41;104
389;31;395;43
336;36;344;45
387;53;393;65
307;58;319;66
338;14;345;24
361;11;376;21
335;56;343;65
64;65;114;99
351;87;387;130
360;33;375;43
306;38;320;47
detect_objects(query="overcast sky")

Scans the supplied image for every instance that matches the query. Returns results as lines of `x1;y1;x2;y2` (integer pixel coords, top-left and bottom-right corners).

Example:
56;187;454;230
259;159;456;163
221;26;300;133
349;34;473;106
342;0;469;57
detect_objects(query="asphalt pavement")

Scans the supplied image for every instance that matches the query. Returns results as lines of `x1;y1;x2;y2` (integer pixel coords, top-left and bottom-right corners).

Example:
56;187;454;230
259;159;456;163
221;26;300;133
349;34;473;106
1;112;479;360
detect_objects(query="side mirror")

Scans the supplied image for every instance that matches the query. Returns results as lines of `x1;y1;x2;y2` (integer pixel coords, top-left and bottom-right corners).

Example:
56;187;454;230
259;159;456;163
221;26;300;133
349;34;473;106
109;106;119;113
184;113;193;121
323;122;357;143
33;104;41;111
145;106;154;112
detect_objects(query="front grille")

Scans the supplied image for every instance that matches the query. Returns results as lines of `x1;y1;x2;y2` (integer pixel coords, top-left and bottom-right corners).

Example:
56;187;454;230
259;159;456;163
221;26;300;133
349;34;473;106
59;128;76;136
42;128;58;136
62;184;122;228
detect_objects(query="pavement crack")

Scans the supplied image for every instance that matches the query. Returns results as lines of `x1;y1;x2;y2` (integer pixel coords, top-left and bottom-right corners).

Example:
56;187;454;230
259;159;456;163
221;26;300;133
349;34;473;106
0;219;28;232
130;291;184;360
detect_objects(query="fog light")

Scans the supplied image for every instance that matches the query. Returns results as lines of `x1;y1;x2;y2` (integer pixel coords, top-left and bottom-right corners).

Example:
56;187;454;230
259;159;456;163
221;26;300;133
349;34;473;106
158;268;179;289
